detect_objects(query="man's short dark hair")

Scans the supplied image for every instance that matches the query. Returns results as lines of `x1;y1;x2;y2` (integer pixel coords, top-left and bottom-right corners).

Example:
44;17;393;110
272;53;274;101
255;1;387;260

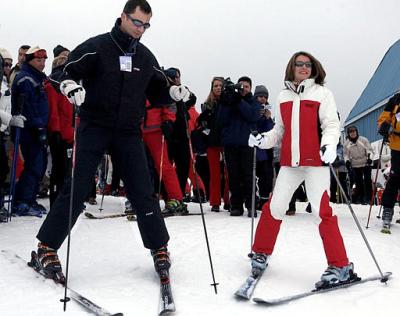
19;45;30;50
123;0;152;14
237;76;252;88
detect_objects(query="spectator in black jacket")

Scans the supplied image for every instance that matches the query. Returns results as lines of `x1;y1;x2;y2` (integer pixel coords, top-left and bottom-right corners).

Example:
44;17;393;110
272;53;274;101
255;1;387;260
218;76;261;217
32;0;187;282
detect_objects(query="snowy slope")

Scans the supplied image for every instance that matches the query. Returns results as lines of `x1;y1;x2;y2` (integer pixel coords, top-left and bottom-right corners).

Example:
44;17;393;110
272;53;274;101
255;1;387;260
0;197;399;316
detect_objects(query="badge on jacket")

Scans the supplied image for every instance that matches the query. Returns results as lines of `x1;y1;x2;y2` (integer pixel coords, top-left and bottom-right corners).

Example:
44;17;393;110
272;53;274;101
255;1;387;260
119;56;132;72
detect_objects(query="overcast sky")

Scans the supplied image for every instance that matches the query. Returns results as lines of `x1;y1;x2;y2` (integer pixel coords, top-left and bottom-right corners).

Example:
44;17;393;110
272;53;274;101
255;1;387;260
1;0;399;122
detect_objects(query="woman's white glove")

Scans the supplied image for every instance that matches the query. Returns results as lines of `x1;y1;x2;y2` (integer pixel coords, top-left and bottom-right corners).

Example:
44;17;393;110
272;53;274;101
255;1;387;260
320;144;337;164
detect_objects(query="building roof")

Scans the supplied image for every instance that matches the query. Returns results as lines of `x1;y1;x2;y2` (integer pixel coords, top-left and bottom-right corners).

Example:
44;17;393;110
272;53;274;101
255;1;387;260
345;39;400;124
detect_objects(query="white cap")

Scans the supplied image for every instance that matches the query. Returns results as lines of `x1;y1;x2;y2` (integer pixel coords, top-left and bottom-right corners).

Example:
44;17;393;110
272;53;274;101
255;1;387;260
0;47;12;60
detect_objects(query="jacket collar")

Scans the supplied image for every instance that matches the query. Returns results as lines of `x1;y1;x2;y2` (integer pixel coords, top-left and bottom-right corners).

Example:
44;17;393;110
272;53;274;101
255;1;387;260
110;18;139;55
21;63;47;82
285;78;315;94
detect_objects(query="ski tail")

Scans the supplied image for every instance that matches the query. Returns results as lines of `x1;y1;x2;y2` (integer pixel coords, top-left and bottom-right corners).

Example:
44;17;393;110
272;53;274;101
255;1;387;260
158;269;175;315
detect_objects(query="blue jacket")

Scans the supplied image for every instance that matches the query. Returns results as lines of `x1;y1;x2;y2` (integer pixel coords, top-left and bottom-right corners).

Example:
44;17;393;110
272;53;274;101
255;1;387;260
256;112;274;161
11;63;48;129
218;93;261;146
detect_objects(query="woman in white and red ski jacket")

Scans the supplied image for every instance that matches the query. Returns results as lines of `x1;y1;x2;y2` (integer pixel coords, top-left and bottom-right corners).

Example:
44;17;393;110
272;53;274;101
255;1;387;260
251;51;353;274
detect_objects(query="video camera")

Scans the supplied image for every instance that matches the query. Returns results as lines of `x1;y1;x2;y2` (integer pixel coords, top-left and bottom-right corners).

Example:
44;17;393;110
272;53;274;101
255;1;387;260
223;77;243;93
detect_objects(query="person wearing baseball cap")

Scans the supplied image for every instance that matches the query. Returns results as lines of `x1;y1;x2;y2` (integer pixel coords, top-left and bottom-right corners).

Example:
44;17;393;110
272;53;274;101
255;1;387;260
11;45;49;217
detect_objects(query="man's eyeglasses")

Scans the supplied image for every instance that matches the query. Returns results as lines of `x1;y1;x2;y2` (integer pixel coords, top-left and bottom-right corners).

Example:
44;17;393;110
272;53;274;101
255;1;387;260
295;61;312;68
126;15;151;29
349;129;357;133
3;62;12;68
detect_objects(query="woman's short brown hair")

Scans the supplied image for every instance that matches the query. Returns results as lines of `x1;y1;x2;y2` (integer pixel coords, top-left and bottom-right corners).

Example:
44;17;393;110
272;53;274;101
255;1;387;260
284;51;326;85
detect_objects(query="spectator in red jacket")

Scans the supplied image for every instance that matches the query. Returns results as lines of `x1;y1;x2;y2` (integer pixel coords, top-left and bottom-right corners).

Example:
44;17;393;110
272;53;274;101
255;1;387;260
142;96;187;214
45;53;74;207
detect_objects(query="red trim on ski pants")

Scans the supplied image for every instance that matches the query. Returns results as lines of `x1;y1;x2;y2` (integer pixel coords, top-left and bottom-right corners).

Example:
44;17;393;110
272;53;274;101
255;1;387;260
252;191;349;268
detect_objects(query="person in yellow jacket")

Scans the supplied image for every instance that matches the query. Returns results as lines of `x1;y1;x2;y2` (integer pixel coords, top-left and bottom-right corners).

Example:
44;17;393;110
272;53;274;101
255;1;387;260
377;92;400;232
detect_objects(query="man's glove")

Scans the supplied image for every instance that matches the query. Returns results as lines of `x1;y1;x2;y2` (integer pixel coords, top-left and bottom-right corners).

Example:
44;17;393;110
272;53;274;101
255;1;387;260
160;120;174;142
169;85;190;102
220;90;242;106
60;80;86;106
345;160;352;170
320;144;337;164
367;154;372;166
378;121;390;138
185;92;197;108
248;133;264;148
9;115;26;128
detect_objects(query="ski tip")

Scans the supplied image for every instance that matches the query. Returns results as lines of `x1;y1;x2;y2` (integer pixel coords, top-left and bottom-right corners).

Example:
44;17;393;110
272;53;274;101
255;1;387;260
111;313;124;316
253;297;269;304
380;271;393;283
159;307;176;315
234;292;250;300
84;212;95;219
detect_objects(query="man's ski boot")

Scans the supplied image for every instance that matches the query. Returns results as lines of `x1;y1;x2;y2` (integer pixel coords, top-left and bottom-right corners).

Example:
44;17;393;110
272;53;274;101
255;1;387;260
31;201;47;214
124;200;136;215
13;202;43;218
28;243;65;284
381;207;394;234
163;199;188;215
315;262;359;290
151;246;171;284
251;253;268;276
0;206;8;222
191;189;207;203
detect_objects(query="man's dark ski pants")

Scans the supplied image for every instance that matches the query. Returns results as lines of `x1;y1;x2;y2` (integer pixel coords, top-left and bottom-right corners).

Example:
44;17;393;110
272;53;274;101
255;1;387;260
37;121;169;250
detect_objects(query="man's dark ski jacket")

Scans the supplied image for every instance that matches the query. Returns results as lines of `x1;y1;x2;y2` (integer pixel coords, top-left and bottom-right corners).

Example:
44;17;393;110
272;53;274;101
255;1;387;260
52;18;171;131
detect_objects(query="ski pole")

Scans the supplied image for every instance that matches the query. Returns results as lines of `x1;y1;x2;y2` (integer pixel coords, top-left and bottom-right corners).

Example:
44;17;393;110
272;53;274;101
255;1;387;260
366;137;386;228
249;132;258;257
329;163;388;282
7;94;25;222
7;126;20;222
158;135;165;198
61;101;80;311
179;100;219;294
98;154;108;212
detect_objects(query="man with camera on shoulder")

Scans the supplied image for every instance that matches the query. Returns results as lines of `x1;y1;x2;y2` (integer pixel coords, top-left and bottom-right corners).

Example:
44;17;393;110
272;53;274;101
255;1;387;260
218;76;261;217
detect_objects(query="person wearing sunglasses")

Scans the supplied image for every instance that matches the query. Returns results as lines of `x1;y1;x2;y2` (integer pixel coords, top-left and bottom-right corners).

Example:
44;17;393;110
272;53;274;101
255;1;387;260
31;0;187;284
248;51;357;289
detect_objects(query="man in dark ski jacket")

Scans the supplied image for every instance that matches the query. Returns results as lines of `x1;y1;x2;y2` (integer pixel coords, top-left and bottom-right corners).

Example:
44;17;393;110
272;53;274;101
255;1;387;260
32;0;190;282
218;76;261;217
11;46;49;217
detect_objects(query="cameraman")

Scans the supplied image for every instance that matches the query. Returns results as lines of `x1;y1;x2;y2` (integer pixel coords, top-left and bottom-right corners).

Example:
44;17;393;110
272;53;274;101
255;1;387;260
218;76;261;217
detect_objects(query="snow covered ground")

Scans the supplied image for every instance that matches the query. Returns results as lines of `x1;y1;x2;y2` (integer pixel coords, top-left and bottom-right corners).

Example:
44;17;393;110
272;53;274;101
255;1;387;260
1;197;399;316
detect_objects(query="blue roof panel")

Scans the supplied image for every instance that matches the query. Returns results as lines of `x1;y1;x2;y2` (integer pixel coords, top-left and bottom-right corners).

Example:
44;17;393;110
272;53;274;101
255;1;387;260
346;39;400;122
